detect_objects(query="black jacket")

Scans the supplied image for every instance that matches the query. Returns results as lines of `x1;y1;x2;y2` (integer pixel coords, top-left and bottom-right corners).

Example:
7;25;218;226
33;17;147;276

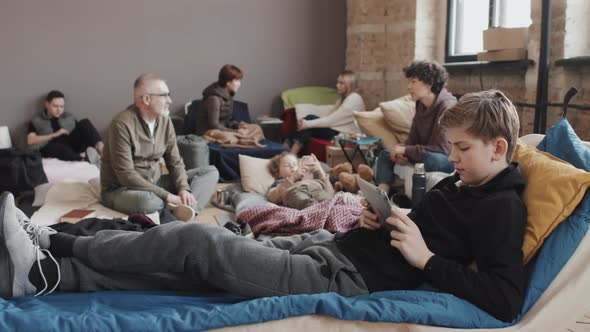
336;163;527;322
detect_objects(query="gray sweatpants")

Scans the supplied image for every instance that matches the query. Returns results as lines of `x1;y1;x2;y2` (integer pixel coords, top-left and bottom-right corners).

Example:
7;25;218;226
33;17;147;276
58;222;369;297
101;166;219;214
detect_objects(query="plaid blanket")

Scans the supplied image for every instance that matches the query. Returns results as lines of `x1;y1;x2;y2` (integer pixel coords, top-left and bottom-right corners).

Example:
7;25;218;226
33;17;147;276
236;192;362;236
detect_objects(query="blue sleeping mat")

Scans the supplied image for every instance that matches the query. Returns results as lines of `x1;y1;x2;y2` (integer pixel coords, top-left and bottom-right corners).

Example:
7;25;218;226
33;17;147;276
2;192;588;331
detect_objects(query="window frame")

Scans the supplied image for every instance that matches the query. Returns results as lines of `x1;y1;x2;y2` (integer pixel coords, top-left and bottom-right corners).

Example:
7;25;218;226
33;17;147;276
445;0;496;63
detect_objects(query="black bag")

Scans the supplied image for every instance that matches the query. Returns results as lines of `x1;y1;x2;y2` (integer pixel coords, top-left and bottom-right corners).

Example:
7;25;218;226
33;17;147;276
0;148;48;194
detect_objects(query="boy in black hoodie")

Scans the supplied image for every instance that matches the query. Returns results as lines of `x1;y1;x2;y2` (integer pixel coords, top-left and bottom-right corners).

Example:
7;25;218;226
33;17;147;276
0;90;526;322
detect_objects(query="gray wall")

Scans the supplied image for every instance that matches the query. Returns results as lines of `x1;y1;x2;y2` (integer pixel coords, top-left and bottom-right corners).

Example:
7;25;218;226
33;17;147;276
0;0;346;147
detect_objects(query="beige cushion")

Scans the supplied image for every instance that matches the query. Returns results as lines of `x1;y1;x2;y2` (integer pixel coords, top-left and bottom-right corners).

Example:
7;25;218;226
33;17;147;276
353;108;401;149
380;95;415;134
239;154;275;195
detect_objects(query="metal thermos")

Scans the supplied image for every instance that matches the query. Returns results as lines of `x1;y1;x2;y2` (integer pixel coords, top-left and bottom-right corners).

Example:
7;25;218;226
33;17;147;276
412;163;426;207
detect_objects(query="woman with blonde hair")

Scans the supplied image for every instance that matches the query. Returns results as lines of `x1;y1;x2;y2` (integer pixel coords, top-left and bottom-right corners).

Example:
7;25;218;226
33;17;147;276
288;70;366;155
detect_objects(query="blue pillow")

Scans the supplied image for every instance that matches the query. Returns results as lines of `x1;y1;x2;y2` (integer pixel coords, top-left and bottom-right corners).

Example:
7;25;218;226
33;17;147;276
537;118;590;171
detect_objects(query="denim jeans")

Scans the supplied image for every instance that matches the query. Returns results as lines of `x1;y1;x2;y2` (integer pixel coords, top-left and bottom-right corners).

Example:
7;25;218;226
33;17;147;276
374;149;454;185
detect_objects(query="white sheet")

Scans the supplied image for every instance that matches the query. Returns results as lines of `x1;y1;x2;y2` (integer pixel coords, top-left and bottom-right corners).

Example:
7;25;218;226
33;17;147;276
42;158;100;184
31;182;160;226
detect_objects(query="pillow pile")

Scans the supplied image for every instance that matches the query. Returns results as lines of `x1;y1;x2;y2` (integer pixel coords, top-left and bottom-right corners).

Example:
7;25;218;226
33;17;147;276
353;95;415;149
513;118;590;263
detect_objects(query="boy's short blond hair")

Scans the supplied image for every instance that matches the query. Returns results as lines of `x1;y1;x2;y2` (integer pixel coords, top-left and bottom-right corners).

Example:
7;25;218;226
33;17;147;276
268;152;295;179
439;90;520;162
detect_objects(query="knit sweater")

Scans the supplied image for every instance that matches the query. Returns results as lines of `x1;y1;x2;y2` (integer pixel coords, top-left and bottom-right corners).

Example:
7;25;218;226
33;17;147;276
304;92;366;134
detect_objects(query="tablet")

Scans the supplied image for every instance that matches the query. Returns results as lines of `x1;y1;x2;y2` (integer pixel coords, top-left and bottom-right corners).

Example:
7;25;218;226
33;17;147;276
357;176;396;232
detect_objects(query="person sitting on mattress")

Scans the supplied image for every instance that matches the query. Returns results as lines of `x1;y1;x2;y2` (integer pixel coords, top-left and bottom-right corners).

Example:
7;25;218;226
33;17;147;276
27;90;103;167
1;89;526;322
194;64;246;136
286;70;366;156
98;74;219;221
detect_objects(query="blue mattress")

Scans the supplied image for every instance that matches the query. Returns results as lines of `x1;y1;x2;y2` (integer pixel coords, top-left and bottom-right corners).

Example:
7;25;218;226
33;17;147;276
2;192;588;331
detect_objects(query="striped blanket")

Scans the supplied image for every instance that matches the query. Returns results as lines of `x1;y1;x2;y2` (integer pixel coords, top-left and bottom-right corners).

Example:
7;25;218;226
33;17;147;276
237;192;363;236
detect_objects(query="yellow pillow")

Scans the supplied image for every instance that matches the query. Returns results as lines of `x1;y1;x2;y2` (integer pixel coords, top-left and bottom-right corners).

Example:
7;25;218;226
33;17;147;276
353;109;403;149
512;141;590;263
380;94;415;134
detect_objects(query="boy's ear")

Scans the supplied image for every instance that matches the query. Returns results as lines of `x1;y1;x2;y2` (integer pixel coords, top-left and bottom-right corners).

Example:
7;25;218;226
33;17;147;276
492;137;509;161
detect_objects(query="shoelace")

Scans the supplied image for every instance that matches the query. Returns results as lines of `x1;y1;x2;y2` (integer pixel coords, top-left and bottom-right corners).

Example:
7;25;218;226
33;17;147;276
19;220;61;296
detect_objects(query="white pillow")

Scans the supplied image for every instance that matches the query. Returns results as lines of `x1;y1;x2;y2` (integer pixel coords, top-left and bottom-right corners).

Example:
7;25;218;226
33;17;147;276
239;154;275;195
294;104;334;120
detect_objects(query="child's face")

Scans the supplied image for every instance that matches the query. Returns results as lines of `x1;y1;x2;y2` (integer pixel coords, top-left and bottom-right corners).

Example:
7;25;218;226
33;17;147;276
278;154;299;178
447;125;504;187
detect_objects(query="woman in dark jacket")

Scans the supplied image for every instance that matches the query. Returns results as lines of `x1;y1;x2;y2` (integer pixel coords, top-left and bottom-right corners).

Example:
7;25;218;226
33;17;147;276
195;64;244;135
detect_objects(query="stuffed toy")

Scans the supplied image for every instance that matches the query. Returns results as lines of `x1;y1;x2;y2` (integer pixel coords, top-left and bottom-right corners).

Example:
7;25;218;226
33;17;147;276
331;163;374;193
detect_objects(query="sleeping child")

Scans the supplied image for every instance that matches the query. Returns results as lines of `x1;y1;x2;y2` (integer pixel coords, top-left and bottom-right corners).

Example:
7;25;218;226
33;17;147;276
266;152;334;210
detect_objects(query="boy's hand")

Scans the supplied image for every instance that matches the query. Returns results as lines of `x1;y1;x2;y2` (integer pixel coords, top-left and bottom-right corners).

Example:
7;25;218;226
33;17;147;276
358;199;381;230
387;206;434;270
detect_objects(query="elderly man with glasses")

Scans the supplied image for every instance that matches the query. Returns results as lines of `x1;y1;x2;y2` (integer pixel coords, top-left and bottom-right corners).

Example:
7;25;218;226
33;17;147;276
99;74;219;221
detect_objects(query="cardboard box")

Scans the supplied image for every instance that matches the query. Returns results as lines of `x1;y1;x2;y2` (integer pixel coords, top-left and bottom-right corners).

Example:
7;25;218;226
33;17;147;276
477;48;528;62
326;145;368;168
483;27;528;51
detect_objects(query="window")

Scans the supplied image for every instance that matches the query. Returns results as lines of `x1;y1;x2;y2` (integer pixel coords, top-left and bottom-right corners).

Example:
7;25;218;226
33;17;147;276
445;0;531;62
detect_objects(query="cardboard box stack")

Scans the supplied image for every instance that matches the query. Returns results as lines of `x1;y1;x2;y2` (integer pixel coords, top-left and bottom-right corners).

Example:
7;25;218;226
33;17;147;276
477;27;528;62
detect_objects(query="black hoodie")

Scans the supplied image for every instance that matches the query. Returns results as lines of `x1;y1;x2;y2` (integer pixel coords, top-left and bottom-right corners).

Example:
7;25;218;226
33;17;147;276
336;163;527;322
195;82;239;135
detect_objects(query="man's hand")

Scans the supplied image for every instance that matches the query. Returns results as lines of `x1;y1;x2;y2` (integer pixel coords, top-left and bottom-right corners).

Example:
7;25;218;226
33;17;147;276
53;128;69;138
358;199;381;230
178;190;197;208
239;121;248;129
387;207;434;270
166;193;182;206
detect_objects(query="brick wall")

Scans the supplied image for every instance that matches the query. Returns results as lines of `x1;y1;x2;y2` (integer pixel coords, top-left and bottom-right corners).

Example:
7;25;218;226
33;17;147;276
346;0;590;140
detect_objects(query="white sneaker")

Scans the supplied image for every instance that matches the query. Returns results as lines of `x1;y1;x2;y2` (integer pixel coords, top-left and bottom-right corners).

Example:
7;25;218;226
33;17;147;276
167;204;196;222
0;192;60;298
86;146;101;169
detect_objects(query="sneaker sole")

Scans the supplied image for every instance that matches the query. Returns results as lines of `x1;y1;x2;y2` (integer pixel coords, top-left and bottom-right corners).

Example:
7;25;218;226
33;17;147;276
171;205;195;222
0;192;16;298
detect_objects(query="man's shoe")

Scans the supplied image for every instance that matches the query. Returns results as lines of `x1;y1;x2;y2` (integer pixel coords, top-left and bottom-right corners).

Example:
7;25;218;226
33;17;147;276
167;203;196;222
0;192;59;298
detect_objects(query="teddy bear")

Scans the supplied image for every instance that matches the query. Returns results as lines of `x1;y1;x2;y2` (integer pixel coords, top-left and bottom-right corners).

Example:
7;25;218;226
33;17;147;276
330;162;374;193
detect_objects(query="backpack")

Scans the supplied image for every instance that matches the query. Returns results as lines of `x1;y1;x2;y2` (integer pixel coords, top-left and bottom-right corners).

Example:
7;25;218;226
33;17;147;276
0;148;48;194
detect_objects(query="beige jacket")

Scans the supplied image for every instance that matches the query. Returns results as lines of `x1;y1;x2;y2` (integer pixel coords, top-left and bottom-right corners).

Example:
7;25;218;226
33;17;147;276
100;105;189;199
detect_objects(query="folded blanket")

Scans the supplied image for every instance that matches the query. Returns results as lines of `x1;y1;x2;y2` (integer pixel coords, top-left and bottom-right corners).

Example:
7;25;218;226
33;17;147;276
237;192;362;236
203;123;266;148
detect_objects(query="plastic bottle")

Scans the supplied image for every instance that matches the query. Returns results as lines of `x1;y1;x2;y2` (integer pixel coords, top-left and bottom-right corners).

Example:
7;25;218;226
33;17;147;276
412;163;426;207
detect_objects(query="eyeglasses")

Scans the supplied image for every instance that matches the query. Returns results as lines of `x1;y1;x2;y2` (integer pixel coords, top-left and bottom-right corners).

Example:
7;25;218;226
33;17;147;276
146;92;171;98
